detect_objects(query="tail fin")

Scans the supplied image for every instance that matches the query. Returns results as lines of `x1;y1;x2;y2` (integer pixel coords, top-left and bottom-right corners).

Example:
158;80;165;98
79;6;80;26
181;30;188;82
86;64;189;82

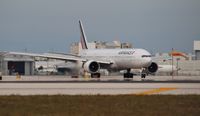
79;20;88;49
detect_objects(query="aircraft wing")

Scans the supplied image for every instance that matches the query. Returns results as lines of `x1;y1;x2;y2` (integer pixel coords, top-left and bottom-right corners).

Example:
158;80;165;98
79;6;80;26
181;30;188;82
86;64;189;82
5;52;113;65
6;52;85;62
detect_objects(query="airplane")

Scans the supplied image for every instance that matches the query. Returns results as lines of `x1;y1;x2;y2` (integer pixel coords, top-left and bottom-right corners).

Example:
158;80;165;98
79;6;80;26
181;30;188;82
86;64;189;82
157;65;177;73
6;20;158;78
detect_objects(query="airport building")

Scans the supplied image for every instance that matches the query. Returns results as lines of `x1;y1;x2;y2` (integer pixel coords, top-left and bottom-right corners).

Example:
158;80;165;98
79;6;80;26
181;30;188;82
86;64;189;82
70;41;132;54
154;52;200;76
0;52;35;75
194;40;200;60
70;42;96;55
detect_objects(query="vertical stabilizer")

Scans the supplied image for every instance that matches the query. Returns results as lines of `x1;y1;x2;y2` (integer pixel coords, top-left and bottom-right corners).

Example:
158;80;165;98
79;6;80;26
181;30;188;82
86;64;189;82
79;20;88;49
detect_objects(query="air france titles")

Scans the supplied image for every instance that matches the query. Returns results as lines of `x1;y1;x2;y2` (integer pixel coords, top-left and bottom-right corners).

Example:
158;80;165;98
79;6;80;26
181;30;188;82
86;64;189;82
118;51;135;55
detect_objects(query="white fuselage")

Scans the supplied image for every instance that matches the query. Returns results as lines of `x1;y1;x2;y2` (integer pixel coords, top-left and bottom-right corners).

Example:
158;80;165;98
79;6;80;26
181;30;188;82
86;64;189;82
79;48;152;70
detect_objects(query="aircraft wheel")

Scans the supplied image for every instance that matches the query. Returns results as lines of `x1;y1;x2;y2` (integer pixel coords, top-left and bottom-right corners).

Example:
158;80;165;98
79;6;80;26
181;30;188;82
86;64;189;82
124;73;133;78
91;73;101;78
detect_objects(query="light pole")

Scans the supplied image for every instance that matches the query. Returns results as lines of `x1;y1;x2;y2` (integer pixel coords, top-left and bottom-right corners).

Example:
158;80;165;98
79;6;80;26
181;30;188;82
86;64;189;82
171;48;174;79
176;58;180;76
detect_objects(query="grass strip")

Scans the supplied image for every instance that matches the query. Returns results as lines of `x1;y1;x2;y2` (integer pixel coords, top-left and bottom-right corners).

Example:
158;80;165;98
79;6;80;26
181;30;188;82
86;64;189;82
0;95;199;116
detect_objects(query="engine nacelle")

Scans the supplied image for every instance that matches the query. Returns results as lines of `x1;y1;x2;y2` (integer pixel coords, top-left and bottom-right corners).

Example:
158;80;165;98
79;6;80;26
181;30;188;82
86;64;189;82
146;62;158;74
83;60;100;73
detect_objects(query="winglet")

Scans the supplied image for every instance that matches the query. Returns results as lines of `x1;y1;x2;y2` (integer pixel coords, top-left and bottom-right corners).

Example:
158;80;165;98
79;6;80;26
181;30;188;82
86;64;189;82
79;20;88;49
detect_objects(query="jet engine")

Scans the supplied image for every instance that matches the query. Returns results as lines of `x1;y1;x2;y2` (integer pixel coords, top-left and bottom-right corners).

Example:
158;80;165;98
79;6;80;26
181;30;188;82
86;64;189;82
83;60;100;73
146;62;158;74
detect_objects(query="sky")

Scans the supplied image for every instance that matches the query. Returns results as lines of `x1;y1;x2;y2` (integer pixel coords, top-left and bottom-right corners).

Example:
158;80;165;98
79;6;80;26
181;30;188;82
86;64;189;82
0;0;200;54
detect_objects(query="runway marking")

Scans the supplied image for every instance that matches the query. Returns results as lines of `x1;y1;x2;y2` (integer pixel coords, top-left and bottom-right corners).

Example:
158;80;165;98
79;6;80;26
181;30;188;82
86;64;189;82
135;87;177;95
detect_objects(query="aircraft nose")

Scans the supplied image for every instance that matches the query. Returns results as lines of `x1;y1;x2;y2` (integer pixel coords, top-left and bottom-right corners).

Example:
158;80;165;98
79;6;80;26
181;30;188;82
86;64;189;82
140;49;152;67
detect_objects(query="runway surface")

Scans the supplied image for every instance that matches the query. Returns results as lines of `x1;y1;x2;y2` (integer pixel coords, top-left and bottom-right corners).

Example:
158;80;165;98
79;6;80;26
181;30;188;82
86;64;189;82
0;76;200;95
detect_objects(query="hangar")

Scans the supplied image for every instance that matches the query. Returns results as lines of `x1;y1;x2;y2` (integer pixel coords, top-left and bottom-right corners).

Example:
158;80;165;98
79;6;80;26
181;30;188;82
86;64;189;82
0;52;35;75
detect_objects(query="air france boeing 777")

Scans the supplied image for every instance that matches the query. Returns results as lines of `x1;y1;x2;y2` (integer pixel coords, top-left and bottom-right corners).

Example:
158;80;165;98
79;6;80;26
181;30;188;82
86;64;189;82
8;20;158;78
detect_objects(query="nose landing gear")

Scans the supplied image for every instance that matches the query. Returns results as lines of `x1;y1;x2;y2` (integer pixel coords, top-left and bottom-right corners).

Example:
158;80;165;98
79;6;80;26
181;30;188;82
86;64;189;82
141;69;147;78
123;69;134;79
141;73;146;78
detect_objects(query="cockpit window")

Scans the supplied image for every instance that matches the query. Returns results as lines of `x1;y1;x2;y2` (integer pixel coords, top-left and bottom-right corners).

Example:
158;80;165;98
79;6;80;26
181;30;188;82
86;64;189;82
142;55;151;57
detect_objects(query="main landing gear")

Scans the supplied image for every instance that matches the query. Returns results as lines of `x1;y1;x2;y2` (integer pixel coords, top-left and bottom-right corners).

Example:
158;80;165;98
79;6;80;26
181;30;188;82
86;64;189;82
123;69;147;79
91;73;101;78
123;69;134;79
